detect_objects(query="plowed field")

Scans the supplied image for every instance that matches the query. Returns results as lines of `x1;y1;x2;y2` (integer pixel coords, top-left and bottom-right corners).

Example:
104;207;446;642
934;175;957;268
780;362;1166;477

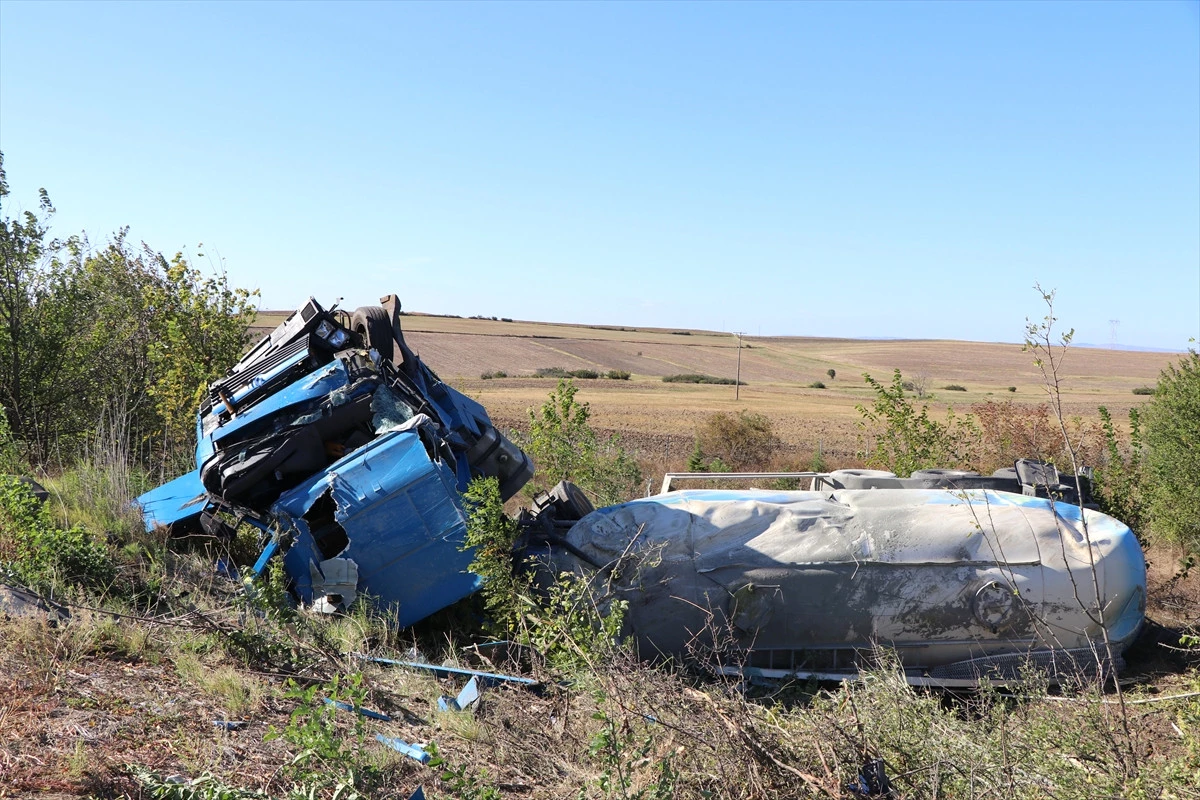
253;311;1181;472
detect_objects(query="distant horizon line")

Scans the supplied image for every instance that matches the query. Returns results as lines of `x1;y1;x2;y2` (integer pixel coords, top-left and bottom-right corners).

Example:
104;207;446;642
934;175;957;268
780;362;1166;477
253;305;1191;354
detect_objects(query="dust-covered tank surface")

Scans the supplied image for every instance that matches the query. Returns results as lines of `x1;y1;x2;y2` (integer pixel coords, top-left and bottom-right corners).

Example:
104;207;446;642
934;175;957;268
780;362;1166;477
137;293;1147;685
538;477;1146;685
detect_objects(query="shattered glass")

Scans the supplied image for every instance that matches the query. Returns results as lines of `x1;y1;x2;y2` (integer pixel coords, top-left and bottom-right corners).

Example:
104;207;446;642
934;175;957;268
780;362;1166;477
371;383;416;433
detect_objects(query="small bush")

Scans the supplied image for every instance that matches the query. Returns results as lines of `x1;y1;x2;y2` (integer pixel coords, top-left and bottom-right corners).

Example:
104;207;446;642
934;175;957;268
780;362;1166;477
1132;386;1155;395
971;399;1105;474
670;330;691;336
567;369;599;379
857;370;979;476
694;410;777;471
1007;386;1017;393
826;368;836;380
480;370;508;380
535;367;568;378
523;379;642;507
662;374;743;385
462;476;524;633
604;370;631;380
808;381;826;389
943;384;967;392
0;476;115;594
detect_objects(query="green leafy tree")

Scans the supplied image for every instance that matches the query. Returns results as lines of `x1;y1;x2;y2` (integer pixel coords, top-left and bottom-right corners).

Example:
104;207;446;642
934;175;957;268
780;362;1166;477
144;251;257;465
1143;350;1200;550
856;369;979;477
0;155;256;468
525;379;641;507
0;154;80;462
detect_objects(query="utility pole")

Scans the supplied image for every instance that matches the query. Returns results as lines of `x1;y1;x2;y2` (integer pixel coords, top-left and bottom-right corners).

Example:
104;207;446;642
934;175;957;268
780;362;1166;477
733;332;744;400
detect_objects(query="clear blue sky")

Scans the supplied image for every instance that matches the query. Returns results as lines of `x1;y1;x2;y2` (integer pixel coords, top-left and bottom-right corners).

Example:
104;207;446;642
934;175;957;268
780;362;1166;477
2;1;1197;349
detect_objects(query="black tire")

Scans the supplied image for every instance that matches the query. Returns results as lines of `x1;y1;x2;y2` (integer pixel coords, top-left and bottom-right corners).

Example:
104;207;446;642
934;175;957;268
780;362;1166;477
350;306;395;362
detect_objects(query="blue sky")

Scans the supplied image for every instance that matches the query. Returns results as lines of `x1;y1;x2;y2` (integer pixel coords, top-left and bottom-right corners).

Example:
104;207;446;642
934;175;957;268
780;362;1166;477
1;1;1197;349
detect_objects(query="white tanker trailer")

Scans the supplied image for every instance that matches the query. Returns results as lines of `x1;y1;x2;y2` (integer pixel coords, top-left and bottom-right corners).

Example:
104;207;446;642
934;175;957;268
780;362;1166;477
532;466;1146;685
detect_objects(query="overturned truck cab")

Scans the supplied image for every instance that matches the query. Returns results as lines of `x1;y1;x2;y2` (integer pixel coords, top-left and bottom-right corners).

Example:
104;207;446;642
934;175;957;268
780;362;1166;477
137;295;532;624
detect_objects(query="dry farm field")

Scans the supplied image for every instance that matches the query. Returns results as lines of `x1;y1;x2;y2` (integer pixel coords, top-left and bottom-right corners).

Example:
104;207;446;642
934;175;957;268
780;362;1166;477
255;309;1181;473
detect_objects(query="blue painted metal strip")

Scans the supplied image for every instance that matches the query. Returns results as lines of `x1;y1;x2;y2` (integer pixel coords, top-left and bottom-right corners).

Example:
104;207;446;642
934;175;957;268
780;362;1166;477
252;534;280;576
323;697;392;721
375;734;430;764
355;654;539;686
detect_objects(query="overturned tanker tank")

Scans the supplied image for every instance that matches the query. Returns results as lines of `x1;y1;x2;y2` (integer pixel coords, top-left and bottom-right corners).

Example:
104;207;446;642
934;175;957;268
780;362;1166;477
136;293;1146;684
530;467;1146;685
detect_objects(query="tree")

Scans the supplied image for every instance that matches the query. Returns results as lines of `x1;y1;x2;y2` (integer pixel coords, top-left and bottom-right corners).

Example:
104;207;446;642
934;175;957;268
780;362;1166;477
826;368;836;381
0;153;257;468
1142;350;1200;551
526;379;641;507
0;151;77;463
144;251;257;466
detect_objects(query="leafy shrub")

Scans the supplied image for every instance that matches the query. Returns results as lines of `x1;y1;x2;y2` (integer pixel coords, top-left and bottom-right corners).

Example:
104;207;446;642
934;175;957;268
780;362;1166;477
567;369;599;379
694;410;777;472
464;474;627;668
1007;386;1017;393
480;370;508;380
943;384;967;392
1132;386;1155;395
826;368;836;380
1143;350;1200;550
0;475;114;594
1095;406;1147;537
856;370;979;477
264;673;374;793
462;476;525;633
524;380;641;507
670;330;691;335
535;367;568;378
662;374;743;385
808;381;826;389
603;369;631;380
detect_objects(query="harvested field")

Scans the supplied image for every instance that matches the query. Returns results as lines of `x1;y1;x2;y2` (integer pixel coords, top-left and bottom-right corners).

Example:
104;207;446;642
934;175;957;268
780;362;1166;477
251;310;1181;474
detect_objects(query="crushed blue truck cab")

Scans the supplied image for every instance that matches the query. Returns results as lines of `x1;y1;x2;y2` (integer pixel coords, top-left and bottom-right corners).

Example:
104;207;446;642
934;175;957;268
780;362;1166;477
136;295;532;622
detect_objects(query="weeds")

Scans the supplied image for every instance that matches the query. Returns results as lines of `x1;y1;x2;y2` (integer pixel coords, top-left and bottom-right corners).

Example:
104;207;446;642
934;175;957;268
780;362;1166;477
265;674;376;792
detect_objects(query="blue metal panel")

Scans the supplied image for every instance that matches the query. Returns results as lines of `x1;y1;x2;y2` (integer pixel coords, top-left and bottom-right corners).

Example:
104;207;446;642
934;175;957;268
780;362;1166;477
207;359;350;449
135;469;208;529
273;428;480;626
